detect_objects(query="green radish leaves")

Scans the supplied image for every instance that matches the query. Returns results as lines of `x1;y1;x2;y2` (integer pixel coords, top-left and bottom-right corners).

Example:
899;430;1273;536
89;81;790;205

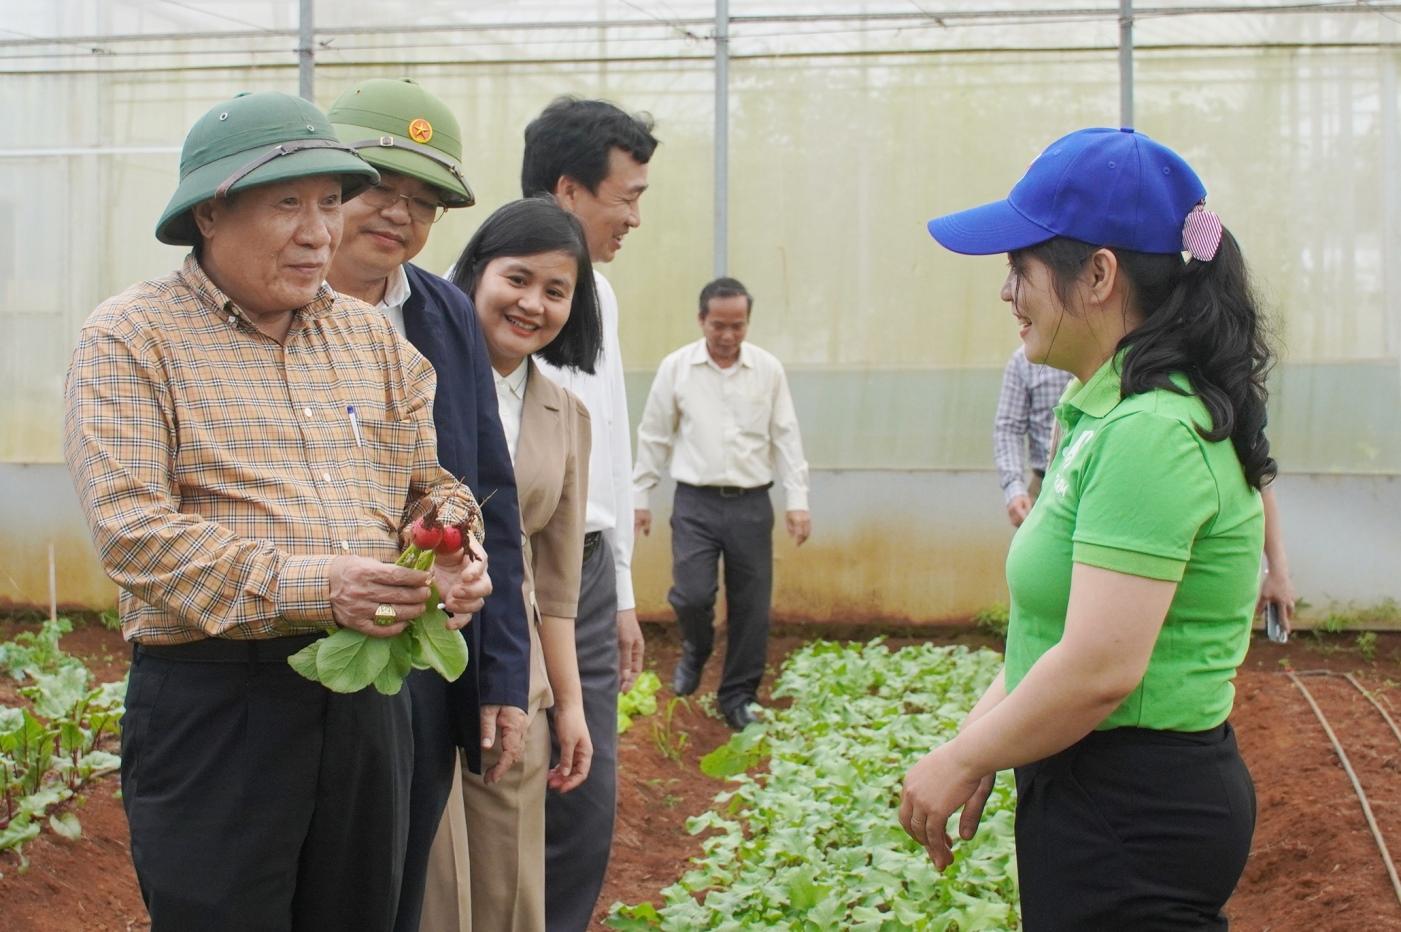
287;549;470;695
48;810;82;841
315;630;393;694
287;639;322;681
410;587;468;683
372;631;417;696
698;725;768;779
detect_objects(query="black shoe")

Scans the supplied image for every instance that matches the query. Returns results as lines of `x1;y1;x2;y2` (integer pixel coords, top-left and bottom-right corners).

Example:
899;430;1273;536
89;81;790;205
672;654;703;696
722;702;763;731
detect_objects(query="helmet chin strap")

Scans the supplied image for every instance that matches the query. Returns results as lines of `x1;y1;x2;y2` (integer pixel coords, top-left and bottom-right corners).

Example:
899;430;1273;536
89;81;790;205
346;135;474;205
215;139;361;199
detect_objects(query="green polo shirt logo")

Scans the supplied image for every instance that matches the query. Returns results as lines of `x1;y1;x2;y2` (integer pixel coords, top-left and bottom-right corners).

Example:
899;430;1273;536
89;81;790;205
1052;430;1095;497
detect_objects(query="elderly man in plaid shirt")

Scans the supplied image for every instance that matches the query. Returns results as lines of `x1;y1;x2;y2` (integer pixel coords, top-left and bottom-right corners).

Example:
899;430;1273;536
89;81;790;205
63;92;492;932
993;344;1073;527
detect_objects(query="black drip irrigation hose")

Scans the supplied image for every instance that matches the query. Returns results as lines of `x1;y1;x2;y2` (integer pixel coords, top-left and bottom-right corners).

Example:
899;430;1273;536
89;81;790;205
1342;672;1401;746
1286;670;1401;908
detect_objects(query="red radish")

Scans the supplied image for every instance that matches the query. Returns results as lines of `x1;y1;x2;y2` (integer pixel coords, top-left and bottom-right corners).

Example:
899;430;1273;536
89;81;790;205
436;525;463;554
411;517;443;550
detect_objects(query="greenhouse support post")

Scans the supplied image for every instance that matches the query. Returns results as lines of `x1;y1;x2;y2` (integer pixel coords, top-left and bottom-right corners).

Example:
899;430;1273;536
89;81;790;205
714;0;729;278
1119;0;1133;127
299;0;315;102
48;543;56;623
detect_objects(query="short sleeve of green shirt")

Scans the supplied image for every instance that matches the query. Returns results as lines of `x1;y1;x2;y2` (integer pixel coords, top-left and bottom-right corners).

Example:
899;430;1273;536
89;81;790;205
1072;414;1217;582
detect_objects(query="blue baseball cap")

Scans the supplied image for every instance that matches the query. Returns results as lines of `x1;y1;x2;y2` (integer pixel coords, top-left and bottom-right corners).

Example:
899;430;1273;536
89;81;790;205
927;127;1206;256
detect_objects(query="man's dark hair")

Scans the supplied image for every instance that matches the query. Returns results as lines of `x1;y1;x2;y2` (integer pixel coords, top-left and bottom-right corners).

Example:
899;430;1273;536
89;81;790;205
521;97;658;197
451;196;602;373
698;276;753;318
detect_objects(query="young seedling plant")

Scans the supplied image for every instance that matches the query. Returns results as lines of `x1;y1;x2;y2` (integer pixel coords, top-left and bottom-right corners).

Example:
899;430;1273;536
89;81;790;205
618;671;662;734
651;697;691;764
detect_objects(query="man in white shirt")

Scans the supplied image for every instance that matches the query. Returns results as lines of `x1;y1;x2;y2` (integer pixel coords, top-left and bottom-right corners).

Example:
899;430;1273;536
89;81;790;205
522;95;657;932
633;277;811;731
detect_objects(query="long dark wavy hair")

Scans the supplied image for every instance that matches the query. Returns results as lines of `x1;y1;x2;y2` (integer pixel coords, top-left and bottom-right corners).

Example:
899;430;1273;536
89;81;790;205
1013;232;1276;489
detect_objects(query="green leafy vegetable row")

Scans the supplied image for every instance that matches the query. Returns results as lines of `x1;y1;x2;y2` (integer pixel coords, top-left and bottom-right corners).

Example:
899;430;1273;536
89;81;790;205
1;621;126;874
610;640;1020;931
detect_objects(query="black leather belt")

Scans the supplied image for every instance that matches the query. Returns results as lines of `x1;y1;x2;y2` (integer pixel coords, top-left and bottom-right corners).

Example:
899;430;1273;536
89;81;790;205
679;481;774;498
134;633;324;664
582;530;604;563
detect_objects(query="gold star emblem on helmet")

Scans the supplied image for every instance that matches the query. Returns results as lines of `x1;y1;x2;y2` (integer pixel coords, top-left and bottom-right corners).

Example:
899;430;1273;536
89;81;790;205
408;118;433;144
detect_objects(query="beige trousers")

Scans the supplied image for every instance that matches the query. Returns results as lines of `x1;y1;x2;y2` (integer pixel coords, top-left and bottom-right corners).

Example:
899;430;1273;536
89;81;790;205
419;709;552;932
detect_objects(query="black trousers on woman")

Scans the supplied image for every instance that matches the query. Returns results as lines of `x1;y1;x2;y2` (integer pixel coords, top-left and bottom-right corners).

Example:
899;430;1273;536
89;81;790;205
1014;723;1256;931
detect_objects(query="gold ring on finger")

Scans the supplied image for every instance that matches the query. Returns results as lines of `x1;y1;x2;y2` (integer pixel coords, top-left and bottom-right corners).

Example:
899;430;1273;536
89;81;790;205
373;604;397;626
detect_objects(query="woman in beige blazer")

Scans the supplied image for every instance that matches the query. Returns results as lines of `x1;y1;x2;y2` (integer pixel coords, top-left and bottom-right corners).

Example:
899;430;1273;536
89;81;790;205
422;198;602;931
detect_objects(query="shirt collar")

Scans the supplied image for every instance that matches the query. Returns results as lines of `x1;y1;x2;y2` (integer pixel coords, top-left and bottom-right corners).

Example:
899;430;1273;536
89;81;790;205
379;264;412;310
180;253;337;323
687;338;750;370
494;361;528;399
1057;350;1125;421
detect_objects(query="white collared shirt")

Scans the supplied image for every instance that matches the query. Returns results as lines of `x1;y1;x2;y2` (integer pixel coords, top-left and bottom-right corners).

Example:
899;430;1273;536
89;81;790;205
534;270;636;610
375;264;413;337
493;360;528;464
633;338;810;512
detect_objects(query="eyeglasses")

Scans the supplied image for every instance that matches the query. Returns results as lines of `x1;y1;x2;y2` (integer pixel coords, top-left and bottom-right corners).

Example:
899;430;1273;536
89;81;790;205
359;182;446;225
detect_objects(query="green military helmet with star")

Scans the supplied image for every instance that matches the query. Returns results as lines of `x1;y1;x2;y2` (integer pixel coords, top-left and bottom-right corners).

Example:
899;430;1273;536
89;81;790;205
327;78;474;208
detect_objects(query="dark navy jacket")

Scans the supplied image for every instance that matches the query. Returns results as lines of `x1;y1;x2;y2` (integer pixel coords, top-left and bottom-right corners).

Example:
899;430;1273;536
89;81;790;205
403;263;528;773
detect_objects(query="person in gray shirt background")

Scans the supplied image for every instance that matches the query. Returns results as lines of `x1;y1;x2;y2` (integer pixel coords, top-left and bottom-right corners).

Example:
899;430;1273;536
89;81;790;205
993;344;1073;527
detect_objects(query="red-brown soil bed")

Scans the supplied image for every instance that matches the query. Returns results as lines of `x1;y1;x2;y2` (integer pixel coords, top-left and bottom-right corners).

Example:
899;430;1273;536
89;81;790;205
3;618;1400;931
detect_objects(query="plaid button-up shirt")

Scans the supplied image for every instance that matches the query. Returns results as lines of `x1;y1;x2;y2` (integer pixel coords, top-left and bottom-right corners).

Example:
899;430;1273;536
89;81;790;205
993;345;1074;503
64;255;478;644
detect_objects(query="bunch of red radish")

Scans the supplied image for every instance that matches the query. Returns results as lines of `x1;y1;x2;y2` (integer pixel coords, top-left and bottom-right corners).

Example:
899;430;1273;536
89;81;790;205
395;504;479;583
404;504;473;564
288;502;478;696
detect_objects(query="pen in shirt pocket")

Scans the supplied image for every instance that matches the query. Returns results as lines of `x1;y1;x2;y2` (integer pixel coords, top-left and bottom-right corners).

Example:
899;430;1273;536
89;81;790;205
347;405;364;448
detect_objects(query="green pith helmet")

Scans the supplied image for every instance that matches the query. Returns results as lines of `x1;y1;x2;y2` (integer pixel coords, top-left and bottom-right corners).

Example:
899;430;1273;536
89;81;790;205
327;78;475;208
156;91;380;246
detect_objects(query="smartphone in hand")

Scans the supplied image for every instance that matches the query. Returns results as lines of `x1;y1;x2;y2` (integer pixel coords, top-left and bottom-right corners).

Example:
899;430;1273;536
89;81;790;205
1265;602;1288;644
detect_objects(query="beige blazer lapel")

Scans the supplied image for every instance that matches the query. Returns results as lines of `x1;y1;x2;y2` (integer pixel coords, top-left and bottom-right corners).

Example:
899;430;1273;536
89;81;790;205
515;358;566;540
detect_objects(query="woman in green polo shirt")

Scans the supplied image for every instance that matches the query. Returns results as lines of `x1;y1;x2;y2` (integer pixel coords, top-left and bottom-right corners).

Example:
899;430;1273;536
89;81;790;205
900;128;1271;930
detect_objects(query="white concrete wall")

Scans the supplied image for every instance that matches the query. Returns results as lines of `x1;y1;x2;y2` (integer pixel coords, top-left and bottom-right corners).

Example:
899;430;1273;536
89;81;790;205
8;463;1397;625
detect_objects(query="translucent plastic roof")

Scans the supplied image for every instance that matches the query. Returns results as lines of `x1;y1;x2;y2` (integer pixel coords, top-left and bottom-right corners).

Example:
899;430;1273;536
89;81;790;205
4;1;1397;72
2;1;1398;475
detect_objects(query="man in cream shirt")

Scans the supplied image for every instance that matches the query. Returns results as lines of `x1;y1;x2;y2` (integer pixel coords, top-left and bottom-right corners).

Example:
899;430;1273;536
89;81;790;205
633;277;811;730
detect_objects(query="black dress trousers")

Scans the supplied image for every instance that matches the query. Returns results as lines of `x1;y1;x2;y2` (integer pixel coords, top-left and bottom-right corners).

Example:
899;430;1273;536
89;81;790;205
1013;723;1256;931
121;638;413;932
